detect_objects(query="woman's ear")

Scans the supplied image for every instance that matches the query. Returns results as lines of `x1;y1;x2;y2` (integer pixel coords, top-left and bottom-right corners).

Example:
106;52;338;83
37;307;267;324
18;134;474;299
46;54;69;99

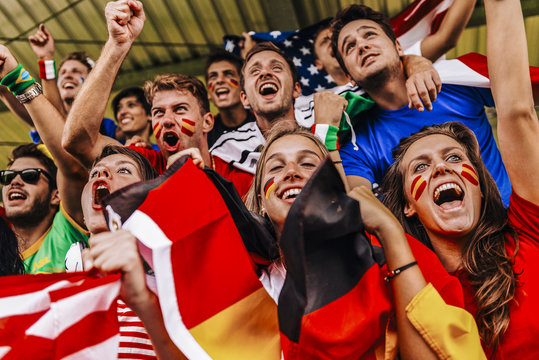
404;202;416;218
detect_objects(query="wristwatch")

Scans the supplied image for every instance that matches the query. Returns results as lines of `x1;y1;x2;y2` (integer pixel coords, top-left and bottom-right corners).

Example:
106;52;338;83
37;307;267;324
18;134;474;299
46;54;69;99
16;82;43;104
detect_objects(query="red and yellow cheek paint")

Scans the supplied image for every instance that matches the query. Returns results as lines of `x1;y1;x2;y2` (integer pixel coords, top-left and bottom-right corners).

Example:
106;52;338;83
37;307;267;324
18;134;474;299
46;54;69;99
461;164;479;186
208;82;216;92
153;122;162;139
180;118;195;137
264;178;275;199
411;175;427;201
228;79;239;88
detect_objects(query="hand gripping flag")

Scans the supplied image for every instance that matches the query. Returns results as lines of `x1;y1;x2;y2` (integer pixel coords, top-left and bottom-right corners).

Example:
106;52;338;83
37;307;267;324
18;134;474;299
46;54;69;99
0;271;121;359
101;157;281;360
277;158;464;359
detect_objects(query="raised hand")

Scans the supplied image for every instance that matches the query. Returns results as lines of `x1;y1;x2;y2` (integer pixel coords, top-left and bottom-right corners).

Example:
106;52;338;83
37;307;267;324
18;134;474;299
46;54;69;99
28;24;55;60
0;45;19;79
313;90;348;127
104;0;146;47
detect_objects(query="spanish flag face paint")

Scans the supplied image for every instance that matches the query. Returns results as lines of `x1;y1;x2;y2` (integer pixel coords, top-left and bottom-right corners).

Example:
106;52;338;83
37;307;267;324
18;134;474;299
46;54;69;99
181;118;196;137
228;78;239;88
411;175;427;201
264;178;275;199
461;164;479;186
153;122;162;139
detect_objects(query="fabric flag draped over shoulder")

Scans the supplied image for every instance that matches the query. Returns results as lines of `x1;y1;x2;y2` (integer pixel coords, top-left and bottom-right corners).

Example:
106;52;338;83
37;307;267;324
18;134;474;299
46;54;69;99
101;157;280;360
0;271;121;359
277;158;465;359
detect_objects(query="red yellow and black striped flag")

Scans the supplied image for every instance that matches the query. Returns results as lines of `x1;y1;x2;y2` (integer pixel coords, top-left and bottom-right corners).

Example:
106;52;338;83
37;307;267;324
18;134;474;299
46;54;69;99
102;157;280;359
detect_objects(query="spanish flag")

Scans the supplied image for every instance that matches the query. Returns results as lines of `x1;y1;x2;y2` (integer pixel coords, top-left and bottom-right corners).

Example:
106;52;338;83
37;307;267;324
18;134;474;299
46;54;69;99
102;157;280;359
181;118;196;137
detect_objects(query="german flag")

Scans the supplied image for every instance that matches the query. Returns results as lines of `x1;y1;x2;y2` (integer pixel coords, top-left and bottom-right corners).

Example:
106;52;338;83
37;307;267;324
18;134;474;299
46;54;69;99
102;157;280;359
181;118;196;137
278;158;464;359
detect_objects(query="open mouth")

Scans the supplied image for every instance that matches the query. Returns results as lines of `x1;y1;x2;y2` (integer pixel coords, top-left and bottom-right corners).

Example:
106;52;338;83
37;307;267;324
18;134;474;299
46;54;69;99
215;88;230;96
8;191;26;201
362;53;377;66
433;183;464;206
259;83;278;96
164;132;179;147
94;183;110;205
279;187;302;201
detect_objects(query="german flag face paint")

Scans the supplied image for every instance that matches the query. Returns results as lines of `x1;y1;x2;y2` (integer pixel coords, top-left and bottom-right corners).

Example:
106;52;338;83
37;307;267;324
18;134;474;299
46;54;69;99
228;78;239;88
153;122;162;139
411;175;427;201
264;178;275;199
180;118;196;137
461;164;479;186
208;82;215;92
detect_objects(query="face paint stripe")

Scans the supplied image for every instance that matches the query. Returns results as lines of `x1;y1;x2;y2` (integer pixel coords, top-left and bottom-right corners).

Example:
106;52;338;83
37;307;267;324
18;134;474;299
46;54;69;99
153;123;162;139
411;175;426;201
229;79;239;88
180;118;195;137
264;178;275;199
461;164;479;186
208;83;215;91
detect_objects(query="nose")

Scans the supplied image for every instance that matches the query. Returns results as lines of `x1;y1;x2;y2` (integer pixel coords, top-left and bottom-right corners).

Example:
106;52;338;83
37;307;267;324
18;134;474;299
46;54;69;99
432;162;452;178
282;162;303;181
358;42;371;56
162;116;176;129
95;167;111;179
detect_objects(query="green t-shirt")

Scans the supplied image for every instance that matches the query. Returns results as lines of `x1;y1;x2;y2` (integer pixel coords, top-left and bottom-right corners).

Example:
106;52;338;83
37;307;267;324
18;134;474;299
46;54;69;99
22;205;88;274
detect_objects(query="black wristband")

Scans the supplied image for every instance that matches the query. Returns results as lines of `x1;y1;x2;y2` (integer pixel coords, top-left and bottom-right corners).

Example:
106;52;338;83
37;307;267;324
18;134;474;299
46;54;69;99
384;261;418;282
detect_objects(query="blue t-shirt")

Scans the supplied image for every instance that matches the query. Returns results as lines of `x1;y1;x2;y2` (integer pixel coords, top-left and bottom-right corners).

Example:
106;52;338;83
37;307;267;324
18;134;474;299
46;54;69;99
30;117;118;143
339;84;511;206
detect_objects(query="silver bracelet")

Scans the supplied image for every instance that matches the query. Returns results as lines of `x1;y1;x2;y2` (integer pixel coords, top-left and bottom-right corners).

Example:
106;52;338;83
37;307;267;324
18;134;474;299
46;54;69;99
16;82;42;104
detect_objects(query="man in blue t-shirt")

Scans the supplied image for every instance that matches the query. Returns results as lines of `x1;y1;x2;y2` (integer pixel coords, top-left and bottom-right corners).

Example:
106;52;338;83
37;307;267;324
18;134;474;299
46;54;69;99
329;4;511;205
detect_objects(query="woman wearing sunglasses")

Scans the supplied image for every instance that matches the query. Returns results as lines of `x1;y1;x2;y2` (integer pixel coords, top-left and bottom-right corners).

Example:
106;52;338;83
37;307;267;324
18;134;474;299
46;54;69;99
382;0;538;357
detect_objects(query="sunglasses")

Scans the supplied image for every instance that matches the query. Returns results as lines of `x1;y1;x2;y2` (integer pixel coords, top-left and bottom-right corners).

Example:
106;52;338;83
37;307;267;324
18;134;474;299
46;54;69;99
0;168;54;186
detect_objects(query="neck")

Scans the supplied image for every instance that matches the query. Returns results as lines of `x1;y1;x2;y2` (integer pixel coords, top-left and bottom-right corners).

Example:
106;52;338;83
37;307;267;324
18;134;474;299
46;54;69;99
13;210;56;253
427;231;467;273
255;107;296;137
218;104;248;128
63;99;73;113
327;67;349;87
361;66;409;110
125;124;152;144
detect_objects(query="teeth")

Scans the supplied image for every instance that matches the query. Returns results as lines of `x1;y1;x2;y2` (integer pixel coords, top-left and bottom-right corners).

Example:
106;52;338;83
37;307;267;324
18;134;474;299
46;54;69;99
216;88;229;95
260;83;278;92
281;188;301;200
433;183;462;202
97;184;108;190
9;192;25;200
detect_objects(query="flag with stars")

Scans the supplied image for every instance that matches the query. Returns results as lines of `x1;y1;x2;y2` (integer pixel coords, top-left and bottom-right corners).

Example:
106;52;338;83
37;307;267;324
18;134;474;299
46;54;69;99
224;18;333;96
223;0;456;96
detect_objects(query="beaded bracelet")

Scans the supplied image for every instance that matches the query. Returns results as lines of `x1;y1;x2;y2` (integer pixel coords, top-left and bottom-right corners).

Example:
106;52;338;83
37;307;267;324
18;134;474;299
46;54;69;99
311;124;340;151
384;261;418;282
0;64;36;95
38;60;57;80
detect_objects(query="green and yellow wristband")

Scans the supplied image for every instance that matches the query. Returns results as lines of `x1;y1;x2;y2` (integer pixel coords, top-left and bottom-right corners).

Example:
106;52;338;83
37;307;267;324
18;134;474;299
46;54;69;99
0;64;36;95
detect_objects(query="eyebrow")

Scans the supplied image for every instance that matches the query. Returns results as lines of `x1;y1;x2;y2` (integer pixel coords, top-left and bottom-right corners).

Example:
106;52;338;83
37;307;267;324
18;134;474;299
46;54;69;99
266;149;322;164
340;25;378;53
407;146;463;170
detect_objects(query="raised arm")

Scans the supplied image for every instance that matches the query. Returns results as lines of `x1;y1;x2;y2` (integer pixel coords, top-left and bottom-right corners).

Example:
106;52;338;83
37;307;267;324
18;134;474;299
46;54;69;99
28;24;66;117
0;85;34;127
420;0;476;63
62;0;145;167
0;46;87;227
485;0;539;204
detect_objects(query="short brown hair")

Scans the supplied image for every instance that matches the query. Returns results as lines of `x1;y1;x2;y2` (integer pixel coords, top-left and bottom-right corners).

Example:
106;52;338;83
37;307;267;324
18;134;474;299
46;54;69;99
240;42;298;90
330;5;396;76
143;73;210;115
58;51;94;73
